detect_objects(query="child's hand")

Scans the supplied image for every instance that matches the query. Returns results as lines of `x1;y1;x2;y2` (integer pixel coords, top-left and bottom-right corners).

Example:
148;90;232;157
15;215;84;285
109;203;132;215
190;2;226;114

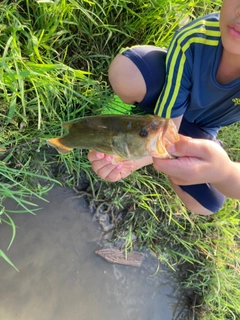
87;151;137;182
152;136;231;186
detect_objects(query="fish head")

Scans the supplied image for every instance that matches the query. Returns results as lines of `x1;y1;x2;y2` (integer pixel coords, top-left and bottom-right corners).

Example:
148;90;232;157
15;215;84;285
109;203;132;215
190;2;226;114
140;116;179;158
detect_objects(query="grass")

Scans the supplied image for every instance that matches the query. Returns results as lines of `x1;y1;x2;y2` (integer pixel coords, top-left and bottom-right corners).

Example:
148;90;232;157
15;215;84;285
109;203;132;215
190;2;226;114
1;0;240;319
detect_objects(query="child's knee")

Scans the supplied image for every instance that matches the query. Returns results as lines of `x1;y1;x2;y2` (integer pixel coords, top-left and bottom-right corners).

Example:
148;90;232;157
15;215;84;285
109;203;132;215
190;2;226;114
109;46;166;113
108;54;146;104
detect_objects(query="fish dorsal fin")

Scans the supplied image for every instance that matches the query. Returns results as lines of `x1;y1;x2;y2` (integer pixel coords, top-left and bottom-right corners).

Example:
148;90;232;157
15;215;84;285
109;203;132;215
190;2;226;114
62;122;73;131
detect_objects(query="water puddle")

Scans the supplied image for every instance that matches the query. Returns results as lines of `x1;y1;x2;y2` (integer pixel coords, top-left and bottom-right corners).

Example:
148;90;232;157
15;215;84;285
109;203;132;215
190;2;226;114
0;186;188;320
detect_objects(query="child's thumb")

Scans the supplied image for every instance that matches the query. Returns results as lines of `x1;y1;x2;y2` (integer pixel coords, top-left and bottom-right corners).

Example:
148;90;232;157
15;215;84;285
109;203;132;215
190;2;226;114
166;139;205;158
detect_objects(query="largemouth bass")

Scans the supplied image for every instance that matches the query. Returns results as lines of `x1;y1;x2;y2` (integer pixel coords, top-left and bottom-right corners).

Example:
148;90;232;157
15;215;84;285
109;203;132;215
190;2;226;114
47;114;179;163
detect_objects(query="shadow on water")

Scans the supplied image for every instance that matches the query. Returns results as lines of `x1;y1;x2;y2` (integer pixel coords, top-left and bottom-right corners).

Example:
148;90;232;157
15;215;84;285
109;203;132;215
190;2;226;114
0;186;189;320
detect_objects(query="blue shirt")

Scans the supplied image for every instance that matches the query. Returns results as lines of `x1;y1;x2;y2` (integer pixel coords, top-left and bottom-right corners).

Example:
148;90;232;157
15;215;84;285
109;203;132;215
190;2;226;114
154;13;240;136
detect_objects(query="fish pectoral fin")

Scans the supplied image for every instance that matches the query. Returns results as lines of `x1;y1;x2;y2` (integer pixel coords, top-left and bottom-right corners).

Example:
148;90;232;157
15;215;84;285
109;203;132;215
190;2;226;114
47;138;73;154
112;155;125;164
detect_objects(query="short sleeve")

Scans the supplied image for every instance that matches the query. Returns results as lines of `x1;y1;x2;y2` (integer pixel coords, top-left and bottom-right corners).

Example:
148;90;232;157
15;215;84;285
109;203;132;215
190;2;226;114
154;30;193;118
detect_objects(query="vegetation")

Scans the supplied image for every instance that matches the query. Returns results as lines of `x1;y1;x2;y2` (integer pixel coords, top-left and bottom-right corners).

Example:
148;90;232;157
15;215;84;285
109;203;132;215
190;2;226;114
1;0;240;319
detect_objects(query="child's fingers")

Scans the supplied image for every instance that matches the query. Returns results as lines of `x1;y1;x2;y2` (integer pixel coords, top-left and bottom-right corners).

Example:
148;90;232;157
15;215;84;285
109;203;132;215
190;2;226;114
88;150;105;162
96;165;123;182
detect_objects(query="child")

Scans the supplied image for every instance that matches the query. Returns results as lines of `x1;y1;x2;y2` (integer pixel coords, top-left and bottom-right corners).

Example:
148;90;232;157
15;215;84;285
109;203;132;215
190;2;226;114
88;0;240;215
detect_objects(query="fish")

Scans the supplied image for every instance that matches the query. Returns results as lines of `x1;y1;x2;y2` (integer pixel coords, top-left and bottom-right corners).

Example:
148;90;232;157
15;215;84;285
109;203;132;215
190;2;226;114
47;114;179;163
95;248;144;267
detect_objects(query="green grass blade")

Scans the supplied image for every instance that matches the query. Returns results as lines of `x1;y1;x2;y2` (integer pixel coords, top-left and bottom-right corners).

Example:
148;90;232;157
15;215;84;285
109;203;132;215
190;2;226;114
0;249;19;272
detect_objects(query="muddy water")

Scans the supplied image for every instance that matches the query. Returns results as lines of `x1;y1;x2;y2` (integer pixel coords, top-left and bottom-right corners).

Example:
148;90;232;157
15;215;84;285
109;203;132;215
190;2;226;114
0;187;188;320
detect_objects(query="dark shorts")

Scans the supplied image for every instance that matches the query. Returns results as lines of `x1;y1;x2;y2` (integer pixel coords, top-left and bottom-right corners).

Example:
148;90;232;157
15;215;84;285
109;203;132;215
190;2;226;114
121;45;226;213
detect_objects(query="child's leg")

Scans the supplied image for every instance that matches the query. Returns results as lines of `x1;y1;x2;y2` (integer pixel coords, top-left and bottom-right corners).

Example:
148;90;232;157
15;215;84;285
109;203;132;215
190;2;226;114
169;182;213;215
170;181;225;215
108;45;167;113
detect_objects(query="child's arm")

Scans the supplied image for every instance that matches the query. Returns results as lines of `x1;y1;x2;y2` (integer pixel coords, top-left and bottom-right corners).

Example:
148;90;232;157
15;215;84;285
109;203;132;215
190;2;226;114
212;161;240;199
152;136;240;199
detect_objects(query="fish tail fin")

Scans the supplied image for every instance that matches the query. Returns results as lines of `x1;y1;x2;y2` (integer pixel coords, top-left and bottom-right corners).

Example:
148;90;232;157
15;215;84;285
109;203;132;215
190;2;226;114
47;138;73;154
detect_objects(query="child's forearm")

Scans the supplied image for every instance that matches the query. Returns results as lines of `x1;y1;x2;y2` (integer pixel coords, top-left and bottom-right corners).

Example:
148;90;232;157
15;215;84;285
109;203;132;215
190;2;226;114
212;161;240;199
135;156;153;170
151;137;240;201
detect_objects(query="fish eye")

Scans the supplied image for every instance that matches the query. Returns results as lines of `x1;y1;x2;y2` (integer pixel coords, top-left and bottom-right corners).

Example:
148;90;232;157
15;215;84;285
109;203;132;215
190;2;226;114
139;128;148;138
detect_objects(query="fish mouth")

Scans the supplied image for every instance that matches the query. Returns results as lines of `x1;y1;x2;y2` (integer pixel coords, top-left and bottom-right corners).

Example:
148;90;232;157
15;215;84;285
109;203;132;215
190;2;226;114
148;132;171;158
157;134;172;158
150;122;179;158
